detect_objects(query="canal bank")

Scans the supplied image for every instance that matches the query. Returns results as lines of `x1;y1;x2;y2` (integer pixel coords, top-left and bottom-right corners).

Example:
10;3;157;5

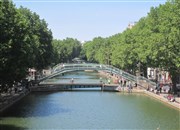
98;70;180;111
0;91;30;112
1;85;179;112
144;91;180;111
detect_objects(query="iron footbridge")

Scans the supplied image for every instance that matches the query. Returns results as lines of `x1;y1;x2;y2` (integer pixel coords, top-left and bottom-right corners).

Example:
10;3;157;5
38;63;156;89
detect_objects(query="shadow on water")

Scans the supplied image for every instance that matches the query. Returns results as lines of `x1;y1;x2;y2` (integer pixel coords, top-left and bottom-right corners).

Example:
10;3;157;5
0;124;26;130
1;92;70;118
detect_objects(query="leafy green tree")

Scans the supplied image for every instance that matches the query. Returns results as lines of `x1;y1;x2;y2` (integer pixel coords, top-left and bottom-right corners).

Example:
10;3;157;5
52;38;82;63
82;41;96;63
0;1;53;90
0;1;31;86
18;7;53;70
145;1;180;91
82;37;112;64
82;0;180;92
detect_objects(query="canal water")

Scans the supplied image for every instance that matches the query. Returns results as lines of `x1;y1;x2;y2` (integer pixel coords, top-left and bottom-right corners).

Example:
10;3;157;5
43;71;108;84
1;71;180;130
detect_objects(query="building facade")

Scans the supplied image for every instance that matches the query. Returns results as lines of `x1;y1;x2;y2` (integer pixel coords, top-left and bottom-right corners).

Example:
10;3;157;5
147;67;171;84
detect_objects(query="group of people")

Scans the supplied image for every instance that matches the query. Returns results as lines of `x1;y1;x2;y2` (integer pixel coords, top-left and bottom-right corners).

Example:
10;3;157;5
147;82;176;102
157;83;171;94
117;79;134;93
118;79;127;87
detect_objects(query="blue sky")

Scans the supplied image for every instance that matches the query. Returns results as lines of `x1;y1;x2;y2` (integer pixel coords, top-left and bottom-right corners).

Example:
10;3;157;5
13;0;166;41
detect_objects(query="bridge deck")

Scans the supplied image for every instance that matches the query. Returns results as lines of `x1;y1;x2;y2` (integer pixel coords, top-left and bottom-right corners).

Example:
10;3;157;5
39;82;119;87
31;83;119;92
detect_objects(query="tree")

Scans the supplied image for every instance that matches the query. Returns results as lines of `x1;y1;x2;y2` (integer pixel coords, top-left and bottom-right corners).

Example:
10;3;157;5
0;1;53;90
146;1;180;92
52;38;82;63
18;7;54;70
82;0;180;92
0;1;31;86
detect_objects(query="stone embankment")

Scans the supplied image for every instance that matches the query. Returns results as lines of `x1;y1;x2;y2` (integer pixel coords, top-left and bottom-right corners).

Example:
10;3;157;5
0;91;30;112
98;70;180;111
144;91;180;111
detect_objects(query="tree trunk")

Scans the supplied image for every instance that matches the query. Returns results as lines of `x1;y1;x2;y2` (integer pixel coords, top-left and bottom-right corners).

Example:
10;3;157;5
141;63;147;78
170;71;180;94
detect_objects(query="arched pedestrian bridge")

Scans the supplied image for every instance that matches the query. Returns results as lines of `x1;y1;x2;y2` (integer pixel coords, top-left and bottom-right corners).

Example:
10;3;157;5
38;63;156;90
40;63;136;82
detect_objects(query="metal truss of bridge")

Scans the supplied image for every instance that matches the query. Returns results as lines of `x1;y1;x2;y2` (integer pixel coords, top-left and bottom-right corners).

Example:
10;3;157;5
38;63;156;89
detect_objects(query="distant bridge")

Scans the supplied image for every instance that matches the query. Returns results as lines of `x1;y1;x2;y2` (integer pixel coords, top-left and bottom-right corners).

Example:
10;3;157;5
38;63;156;89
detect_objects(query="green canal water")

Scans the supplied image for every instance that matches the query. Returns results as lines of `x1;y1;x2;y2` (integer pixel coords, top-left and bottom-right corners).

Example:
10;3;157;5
43;71;109;84
0;71;180;130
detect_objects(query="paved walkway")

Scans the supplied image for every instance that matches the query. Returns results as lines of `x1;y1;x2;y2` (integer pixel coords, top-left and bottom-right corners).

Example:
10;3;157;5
144;90;180;111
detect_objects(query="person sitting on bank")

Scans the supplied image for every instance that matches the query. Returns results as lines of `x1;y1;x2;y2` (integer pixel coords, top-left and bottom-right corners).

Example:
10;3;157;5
147;85;150;91
150;87;154;92
167;94;175;102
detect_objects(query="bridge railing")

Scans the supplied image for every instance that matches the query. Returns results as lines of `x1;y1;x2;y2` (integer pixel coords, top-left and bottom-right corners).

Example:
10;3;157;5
137;76;156;88
104;65;157;88
103;65;137;82
40;63;156;89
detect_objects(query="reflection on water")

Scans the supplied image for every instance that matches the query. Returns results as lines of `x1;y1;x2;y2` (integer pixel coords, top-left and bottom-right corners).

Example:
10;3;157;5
0;124;26;130
1;92;180;130
1;92;70;118
1;71;180;130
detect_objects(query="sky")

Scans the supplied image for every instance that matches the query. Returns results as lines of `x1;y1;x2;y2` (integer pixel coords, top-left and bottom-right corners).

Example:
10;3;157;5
13;0;166;41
